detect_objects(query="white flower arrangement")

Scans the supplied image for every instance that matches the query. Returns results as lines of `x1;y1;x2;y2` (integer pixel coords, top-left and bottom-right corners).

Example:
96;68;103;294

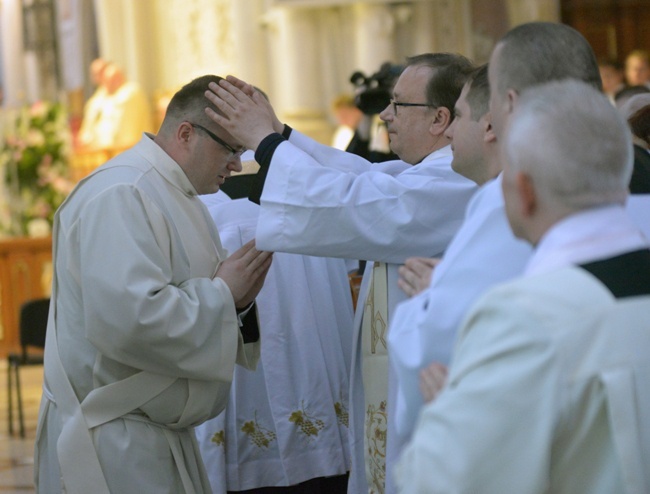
0;101;74;237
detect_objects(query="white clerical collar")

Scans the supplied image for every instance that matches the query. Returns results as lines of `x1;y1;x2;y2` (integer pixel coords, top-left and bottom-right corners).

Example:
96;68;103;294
525;204;649;277
425;144;452;162
413;144;453;166
142;133;198;196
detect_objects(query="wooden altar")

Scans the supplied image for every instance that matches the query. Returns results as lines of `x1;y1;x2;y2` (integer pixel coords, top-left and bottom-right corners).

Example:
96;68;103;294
0;237;52;358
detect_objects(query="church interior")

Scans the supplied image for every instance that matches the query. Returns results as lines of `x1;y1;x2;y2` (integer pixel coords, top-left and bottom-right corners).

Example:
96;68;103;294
1;0;650;491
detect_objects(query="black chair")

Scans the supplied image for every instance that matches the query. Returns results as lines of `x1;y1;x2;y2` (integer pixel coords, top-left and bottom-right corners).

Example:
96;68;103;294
7;297;50;437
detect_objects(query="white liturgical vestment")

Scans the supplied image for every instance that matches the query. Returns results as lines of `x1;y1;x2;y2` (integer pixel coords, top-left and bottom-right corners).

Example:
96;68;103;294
396;205;650;493
390;184;650;453
34;134;259;494
388;175;532;448
254;130;477;494
195;197;354;491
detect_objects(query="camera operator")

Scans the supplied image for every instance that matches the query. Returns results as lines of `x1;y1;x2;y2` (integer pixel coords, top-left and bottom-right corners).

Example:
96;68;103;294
348;62;404;162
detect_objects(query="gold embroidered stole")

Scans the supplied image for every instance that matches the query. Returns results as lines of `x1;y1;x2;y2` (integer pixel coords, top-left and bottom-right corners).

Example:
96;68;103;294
361;261;389;493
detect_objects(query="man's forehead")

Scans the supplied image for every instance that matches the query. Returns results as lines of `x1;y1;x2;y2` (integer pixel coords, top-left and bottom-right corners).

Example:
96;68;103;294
454;84;471;113
394;65;433;96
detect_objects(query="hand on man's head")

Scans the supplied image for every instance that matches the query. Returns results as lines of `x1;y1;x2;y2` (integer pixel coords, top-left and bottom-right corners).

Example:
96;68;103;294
204;77;282;151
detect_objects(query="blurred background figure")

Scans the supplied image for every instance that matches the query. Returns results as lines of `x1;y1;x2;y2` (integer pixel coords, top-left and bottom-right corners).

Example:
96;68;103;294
625;49;650;88
330;93;364;151
348;62;404;162
76;57;109;147
598;58;626;103
76;62;153;150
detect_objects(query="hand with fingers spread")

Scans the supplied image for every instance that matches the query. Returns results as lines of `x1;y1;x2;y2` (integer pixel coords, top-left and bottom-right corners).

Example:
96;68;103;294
419;362;448;404
204;77;282;151
224;75;284;135
215;239;273;308
397;257;441;297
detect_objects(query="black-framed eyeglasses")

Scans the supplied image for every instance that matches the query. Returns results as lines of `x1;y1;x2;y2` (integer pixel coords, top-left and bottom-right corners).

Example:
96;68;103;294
390;99;434;116
188;122;246;160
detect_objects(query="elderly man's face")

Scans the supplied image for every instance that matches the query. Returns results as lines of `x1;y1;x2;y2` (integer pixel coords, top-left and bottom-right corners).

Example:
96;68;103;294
379;65;438;165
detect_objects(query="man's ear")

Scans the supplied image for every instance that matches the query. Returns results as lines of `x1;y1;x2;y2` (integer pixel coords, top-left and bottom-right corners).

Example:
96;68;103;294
177;121;192;145
431;106;451;135
483;117;496;144
516;172;537;217
506;89;518;116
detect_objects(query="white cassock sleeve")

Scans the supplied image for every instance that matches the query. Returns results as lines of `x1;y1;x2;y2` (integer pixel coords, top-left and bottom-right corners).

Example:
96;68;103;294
287;130;411;176
256;132;475;263
395;284;559;494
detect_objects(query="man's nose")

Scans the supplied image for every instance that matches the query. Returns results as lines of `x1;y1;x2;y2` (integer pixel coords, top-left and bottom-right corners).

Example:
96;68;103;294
379;105;392;122
228;157;243;173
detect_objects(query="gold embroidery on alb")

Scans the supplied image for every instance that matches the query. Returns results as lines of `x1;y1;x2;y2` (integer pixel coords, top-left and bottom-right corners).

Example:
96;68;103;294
241;411;277;449
365;263;388;354
289;401;325;440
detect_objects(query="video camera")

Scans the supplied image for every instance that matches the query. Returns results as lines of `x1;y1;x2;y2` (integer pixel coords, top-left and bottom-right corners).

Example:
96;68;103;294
350;62;404;115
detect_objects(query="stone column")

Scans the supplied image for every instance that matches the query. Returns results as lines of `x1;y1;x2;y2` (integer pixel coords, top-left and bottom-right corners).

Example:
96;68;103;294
265;6;330;143
0;0;28;106
352;3;397;76
230;0;270;94
427;0;473;56
94;0;157;94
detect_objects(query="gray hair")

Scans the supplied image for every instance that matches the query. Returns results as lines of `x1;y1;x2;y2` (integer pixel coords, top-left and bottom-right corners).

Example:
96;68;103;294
495;22;602;97
504;80;632;211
